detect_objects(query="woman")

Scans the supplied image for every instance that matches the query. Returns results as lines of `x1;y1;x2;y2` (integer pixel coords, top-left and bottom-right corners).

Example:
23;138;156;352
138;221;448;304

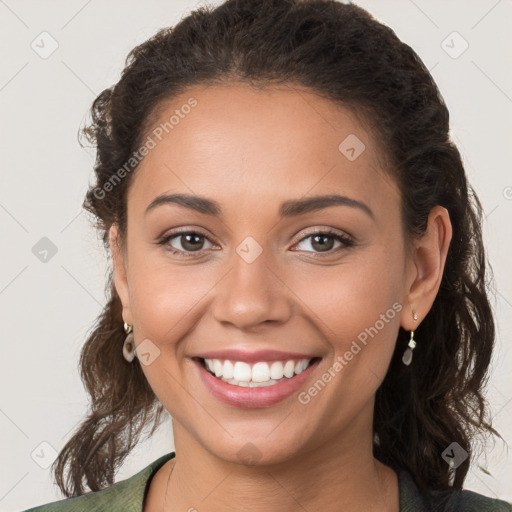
22;0;511;510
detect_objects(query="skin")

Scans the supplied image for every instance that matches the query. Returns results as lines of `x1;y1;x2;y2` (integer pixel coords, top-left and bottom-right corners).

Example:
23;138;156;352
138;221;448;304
109;82;452;511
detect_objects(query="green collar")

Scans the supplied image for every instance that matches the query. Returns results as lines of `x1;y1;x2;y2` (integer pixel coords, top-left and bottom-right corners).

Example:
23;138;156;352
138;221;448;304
22;452;511;511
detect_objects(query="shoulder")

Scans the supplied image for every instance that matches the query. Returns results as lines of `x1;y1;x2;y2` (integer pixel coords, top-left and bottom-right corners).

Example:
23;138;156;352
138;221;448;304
441;489;512;512
20;452;176;512
398;469;512;512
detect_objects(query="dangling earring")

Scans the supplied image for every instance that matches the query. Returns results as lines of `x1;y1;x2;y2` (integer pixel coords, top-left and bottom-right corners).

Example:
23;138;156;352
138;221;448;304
123;322;137;362
402;311;418;366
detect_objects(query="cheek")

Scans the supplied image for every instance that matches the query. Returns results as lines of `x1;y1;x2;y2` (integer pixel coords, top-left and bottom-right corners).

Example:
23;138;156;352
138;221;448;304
126;249;214;349
295;242;403;321
290;245;404;374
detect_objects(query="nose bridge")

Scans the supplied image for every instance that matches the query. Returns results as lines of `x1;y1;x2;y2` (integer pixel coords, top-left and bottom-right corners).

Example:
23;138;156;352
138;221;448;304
211;234;291;329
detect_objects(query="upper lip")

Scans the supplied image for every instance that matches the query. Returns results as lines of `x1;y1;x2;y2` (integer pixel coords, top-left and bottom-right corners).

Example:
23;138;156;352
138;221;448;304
193;349;321;363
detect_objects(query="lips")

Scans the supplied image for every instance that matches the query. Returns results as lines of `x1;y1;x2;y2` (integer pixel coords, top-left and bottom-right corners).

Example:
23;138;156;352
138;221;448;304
192;356;322;408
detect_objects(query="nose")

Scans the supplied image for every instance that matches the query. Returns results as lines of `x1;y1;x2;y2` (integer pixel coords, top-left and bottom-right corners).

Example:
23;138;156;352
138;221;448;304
211;247;292;331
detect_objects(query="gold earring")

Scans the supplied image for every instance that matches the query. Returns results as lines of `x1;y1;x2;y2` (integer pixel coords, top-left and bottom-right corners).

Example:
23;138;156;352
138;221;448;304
123;322;136;362
402;311;418;366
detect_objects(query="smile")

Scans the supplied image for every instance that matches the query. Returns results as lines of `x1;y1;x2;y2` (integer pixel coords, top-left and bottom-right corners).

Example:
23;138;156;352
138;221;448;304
193;356;322;408
201;357;316;387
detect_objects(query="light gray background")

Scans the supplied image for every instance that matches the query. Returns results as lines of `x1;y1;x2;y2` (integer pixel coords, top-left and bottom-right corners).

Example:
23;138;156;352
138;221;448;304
1;0;511;509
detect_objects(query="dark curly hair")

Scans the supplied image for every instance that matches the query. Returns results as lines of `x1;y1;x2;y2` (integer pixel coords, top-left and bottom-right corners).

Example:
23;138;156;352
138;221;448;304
52;0;500;498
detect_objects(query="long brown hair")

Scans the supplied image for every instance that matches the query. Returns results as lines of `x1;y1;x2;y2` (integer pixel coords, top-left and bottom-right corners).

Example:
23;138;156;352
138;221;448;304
53;0;499;497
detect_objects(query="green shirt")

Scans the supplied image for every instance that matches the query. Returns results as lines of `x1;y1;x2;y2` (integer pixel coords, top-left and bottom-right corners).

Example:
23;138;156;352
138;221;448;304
21;451;511;511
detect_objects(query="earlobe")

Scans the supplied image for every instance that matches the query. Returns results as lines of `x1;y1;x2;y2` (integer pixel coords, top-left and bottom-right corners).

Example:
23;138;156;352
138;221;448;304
403;206;452;329
109;224;133;325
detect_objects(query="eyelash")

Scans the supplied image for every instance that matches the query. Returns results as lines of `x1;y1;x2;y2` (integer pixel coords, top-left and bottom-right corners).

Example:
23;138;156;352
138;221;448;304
156;228;355;258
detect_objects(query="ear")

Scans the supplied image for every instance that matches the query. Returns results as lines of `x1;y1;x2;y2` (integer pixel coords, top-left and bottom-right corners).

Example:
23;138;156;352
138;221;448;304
402;205;452;329
109;223;133;325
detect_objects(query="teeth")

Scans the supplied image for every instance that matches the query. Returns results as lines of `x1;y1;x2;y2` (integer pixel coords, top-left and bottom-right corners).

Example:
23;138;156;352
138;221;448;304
251;362;270;383
223;360;234;379
213;359;223;377
203;357;313;383
233;361;252;382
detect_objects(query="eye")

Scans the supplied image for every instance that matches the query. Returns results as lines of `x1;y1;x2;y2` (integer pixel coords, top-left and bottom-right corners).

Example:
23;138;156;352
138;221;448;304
157;230;215;257
292;229;355;255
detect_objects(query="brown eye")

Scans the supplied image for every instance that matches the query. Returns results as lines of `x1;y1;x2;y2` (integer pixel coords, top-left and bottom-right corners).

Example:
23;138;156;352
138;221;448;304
293;230;354;255
158;230;215;256
174;233;206;252
310;234;336;252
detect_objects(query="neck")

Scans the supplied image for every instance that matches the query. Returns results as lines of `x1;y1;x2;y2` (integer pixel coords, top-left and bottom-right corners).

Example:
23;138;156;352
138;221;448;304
151;413;399;511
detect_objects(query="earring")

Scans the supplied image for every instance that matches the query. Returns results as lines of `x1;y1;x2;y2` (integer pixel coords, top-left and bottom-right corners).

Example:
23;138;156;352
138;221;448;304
402;311;418;366
123;322;137;362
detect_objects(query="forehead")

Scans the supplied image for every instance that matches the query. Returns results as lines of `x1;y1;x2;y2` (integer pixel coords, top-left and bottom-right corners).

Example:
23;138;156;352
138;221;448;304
128;83;399;221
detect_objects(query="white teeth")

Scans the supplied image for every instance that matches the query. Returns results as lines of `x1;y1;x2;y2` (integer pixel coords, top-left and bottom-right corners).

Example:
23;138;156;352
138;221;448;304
283;360;295;378
270;361;284;380
203;357;314;384
252;362;270;383
233;361;252;382
297;359;308;372
223;360;234;379
213;359;223;377
225;377;284;387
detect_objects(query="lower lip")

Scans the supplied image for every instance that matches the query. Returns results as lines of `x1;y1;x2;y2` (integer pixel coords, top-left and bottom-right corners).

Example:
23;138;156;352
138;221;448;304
193;358;321;408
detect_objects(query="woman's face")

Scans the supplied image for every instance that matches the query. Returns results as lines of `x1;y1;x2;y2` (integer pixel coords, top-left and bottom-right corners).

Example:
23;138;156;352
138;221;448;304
111;83;419;465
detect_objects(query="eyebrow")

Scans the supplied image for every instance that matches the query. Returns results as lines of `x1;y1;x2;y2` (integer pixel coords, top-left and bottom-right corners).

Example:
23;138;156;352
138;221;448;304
144;193;374;220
